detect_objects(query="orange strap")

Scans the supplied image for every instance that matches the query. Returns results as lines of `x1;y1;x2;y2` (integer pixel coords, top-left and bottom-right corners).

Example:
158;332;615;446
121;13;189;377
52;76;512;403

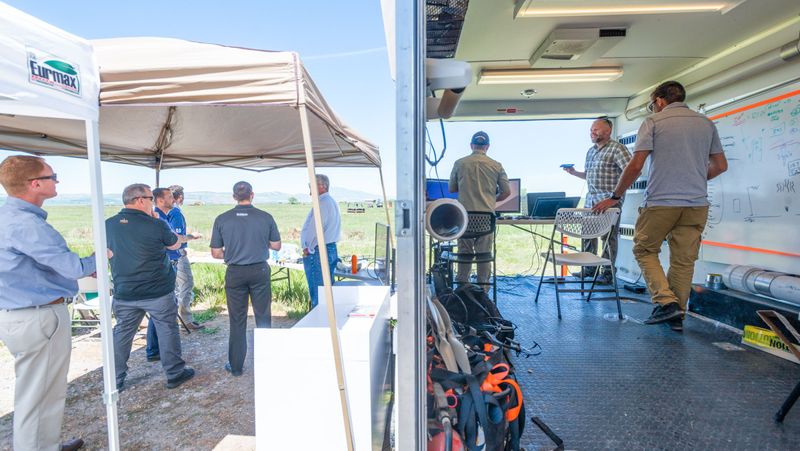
481;363;510;392
501;378;523;422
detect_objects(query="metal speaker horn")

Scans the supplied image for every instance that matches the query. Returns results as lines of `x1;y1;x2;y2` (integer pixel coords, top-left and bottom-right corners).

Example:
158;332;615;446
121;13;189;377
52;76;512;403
425;198;468;241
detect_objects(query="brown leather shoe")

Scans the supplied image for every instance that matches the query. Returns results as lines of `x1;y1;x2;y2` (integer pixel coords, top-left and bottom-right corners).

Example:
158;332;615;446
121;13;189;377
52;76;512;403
186;321;206;330
61;438;85;451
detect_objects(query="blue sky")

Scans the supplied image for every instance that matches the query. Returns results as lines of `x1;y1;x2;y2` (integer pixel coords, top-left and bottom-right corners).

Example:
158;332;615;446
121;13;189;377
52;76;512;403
1;0;593;201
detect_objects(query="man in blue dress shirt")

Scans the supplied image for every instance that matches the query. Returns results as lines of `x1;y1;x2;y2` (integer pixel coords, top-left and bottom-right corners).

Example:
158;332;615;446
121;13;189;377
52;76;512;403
0;156;94;451
300;174;341;309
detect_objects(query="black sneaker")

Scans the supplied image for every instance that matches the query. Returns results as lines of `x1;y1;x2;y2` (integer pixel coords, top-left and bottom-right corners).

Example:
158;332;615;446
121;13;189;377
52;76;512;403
669;317;684;332
116;374;126;392
225;362;243;377
644;302;683;325
166;367;195;389
146;355;160;362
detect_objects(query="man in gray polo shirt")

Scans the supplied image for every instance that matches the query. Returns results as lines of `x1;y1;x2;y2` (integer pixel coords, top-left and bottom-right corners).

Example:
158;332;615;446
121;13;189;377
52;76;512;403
449;131;510;290
594;81;728;331
211;181;281;376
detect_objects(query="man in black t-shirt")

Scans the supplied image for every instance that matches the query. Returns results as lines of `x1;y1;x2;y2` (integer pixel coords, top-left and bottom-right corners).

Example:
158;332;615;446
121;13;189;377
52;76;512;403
106;183;195;390
210;181;281;376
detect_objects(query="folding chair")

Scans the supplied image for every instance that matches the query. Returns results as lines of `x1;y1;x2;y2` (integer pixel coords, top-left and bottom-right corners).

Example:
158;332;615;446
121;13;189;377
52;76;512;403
444;211;497;301
69;277;101;329
534;208;622;320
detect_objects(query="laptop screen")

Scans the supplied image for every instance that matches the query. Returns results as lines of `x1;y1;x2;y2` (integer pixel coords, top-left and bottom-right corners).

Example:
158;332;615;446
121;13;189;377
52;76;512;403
526;192;565;216
531;196;581;218
425;179;457;201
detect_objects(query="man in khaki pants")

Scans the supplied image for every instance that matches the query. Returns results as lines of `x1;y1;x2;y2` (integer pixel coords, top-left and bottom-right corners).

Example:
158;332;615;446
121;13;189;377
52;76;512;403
0;156;95;450
449;131;510;291
593;81;728;331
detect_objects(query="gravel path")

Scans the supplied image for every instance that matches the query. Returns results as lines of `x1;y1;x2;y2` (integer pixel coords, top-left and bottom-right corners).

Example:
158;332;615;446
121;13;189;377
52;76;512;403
0;308;298;450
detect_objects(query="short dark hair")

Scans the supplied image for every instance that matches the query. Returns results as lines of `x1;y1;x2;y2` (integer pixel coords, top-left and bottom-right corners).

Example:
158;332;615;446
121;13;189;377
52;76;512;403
595;116;613;129
233;181;253;201
651;81;686;104
153;187;171;201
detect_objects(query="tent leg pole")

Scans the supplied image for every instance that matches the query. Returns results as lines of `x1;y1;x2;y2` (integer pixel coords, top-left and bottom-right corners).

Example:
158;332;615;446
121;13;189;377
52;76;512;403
85;119;120;451
298;104;355;451
378;166;395;250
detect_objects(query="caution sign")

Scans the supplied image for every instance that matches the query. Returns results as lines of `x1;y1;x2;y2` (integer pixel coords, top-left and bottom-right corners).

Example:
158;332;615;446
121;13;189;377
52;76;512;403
742;325;800;364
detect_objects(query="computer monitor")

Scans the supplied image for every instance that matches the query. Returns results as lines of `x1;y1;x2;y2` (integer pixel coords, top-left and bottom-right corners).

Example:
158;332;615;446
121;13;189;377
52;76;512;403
425;178;458;201
530;196;581;219
495;178;521;213
526;191;566;216
374;223;391;285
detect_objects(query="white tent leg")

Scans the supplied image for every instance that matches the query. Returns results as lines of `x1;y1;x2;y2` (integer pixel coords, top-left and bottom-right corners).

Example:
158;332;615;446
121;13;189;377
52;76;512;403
85;119;120;451
298;104;355;451
378;166;395;250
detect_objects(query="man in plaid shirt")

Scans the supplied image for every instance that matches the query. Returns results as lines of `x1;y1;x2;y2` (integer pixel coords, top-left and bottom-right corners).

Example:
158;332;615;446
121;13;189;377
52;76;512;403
564;117;632;282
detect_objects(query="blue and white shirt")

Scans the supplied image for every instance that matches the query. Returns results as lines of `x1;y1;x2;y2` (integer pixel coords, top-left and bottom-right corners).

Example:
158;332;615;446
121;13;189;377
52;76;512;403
300;193;341;253
0;197;96;309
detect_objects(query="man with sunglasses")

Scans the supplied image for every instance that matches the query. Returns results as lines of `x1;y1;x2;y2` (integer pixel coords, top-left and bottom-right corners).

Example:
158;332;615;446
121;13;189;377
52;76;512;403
105;184;195;390
593;81;728;331
0;155;92;451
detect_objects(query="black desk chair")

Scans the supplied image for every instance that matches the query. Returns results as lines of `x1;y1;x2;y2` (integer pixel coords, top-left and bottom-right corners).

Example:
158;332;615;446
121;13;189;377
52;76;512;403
444;211;497;301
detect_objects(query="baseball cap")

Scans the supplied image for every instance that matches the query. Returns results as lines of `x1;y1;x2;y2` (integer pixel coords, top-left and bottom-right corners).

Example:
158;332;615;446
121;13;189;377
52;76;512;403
471;131;490;146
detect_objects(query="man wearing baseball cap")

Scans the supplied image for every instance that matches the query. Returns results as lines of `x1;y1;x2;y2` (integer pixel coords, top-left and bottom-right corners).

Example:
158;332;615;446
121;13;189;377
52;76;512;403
448;131;510;291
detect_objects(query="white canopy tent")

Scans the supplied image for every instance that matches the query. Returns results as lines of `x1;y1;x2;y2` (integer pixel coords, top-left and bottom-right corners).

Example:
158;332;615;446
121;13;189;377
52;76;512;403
0;2;119;449
0;12;386;450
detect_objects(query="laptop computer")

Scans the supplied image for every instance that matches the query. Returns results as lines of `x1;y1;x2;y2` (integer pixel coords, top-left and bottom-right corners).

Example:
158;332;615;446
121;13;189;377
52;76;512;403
530;196;581;219
526;192;565;217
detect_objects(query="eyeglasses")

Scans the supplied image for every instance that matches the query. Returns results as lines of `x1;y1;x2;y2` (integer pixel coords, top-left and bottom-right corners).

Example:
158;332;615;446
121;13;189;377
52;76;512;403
135;196;154;201
646;100;657;113
28;173;58;182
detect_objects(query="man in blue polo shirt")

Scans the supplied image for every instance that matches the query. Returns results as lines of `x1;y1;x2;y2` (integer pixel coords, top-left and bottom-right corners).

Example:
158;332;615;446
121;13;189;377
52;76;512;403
106;183;195;390
145;188;204;362
168;185;202;329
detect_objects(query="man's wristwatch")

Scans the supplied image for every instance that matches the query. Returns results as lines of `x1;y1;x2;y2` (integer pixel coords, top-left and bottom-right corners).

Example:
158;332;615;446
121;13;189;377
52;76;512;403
610;193;622;201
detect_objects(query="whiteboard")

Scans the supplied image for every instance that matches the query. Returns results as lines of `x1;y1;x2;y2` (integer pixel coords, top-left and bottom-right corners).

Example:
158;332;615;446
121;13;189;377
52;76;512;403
702;88;800;275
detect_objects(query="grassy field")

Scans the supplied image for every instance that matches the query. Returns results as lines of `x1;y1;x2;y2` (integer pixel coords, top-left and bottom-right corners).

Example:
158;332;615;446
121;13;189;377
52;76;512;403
46;203;574;316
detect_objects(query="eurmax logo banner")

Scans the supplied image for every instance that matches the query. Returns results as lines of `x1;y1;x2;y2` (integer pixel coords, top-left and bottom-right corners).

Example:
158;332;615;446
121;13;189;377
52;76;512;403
27;48;81;97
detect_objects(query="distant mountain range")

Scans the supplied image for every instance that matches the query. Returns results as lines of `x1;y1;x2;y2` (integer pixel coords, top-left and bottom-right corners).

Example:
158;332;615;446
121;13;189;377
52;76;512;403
0;187;386;205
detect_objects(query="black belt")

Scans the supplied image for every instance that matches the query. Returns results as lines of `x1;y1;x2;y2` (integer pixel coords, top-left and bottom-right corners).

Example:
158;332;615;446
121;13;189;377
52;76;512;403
228;261;267;268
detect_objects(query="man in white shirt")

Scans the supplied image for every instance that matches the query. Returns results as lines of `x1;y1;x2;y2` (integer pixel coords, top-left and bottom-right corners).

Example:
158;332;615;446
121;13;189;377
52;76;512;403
300;174;341;308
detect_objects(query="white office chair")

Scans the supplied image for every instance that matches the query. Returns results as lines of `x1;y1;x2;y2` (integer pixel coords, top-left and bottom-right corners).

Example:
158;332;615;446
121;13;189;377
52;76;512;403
70;277;101;328
534;208;622;320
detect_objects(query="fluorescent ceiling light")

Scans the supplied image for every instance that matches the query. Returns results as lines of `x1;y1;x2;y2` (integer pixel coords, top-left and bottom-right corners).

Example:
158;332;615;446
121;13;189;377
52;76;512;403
514;1;745;18
478;67;623;85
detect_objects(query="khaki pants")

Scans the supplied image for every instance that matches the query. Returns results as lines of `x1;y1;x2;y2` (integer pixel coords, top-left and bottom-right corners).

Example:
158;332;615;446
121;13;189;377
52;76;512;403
456;233;493;287
632;206;708;310
0;303;71;451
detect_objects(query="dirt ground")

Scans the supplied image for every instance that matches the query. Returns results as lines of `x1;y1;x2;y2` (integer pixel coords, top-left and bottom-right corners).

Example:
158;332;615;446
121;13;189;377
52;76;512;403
0;307;298;450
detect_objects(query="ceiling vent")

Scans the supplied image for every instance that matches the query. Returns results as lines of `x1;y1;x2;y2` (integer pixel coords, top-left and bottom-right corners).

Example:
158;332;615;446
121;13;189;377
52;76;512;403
529;27;627;67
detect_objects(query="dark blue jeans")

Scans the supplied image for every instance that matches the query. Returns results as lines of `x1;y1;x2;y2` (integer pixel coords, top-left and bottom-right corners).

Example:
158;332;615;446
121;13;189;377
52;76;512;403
303;243;338;308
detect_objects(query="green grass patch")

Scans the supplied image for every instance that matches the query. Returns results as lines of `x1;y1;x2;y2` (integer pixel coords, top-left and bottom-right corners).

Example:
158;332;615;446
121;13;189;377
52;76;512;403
199;326;220;335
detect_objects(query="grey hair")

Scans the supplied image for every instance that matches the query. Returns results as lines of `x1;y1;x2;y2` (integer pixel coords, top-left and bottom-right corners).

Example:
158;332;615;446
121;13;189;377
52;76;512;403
316;174;330;191
168;184;184;199
122;183;151;205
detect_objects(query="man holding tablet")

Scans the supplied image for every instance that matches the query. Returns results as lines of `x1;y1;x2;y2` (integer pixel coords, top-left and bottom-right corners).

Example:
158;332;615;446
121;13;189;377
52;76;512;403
563;117;631;283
